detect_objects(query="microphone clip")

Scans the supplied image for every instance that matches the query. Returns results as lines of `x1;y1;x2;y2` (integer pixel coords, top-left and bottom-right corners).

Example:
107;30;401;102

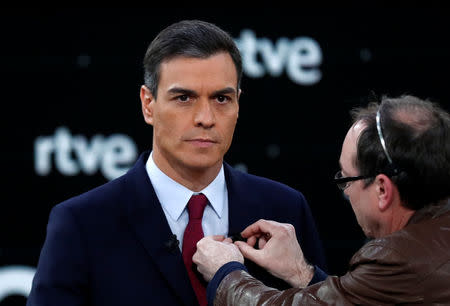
164;234;179;253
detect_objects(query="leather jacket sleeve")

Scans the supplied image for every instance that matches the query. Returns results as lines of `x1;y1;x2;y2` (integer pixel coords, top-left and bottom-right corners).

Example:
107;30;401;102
213;202;450;305
214;270;354;306
214;242;424;305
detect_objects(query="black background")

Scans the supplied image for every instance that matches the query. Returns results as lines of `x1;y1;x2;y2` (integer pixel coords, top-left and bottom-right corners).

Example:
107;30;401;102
1;8;449;305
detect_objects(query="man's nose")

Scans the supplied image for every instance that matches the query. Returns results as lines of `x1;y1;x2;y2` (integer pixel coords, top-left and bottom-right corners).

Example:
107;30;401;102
194;99;215;128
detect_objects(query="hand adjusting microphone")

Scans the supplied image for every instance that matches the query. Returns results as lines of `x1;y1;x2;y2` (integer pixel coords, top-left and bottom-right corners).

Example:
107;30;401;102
164;234;179;253
228;233;246;243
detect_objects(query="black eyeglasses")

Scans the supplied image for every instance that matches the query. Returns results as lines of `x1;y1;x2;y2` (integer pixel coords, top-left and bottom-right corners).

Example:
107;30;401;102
334;171;372;191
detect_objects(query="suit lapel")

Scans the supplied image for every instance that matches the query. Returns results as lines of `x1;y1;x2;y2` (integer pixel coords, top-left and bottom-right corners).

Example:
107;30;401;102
121;157;259;305
224;163;265;235
123;152;197;306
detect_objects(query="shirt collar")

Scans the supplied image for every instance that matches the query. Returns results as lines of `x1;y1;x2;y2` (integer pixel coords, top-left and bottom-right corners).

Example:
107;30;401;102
146;152;226;222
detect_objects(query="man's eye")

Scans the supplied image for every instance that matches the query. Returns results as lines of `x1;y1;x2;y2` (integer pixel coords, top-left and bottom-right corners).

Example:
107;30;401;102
216;95;230;103
178;95;190;102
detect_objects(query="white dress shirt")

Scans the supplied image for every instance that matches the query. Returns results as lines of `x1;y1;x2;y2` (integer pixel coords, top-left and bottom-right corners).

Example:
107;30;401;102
146;152;229;250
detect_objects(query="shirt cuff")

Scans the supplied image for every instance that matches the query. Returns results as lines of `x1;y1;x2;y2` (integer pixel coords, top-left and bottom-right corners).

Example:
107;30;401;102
308;265;328;285
207;261;247;306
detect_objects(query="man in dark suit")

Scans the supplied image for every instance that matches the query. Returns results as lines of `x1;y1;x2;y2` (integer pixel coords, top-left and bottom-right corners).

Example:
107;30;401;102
27;19;327;306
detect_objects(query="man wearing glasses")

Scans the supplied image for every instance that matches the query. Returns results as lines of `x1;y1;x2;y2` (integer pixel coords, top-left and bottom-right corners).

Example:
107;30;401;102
193;95;450;305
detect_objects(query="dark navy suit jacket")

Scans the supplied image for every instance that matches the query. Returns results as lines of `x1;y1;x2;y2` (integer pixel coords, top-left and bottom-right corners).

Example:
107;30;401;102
28;151;326;306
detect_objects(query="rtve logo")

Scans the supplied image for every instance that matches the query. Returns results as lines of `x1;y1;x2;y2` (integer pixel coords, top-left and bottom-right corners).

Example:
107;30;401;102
0;265;35;302
34;127;138;180
235;29;322;85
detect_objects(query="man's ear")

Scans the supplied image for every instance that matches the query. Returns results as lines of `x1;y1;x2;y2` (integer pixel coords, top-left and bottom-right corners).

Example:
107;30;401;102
140;85;155;125
375;174;395;212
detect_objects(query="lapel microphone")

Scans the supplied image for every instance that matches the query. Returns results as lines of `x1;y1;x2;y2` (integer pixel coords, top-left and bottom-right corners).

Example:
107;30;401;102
164;234;179;253
228;233;246;243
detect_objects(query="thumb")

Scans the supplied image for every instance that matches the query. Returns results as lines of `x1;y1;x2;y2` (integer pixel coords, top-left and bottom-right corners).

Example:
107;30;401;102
235;241;263;264
211;235;226;241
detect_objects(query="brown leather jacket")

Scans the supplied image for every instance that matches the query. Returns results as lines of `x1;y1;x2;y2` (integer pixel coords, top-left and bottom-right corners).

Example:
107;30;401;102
214;199;450;305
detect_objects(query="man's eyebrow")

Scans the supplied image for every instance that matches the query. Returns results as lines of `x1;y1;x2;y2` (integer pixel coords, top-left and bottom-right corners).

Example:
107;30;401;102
167;87;197;96
167;87;237;97
212;87;236;96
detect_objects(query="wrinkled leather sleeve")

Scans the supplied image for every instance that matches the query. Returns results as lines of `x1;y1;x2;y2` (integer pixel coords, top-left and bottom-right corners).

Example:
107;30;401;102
214;202;450;305
214;270;355;305
214;242;425;305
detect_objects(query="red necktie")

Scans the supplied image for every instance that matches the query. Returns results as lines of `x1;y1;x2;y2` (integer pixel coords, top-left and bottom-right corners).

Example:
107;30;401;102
182;193;208;306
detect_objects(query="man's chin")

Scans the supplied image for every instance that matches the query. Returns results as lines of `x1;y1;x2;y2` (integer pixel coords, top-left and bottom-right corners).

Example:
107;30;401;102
186;159;222;171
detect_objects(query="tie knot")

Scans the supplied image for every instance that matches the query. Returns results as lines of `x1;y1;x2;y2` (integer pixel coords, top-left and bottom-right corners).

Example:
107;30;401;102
187;193;208;220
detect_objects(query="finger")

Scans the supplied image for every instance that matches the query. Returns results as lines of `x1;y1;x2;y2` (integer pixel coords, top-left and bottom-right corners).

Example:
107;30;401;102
240;219;267;238
195;263;209;281
223;237;233;243
235;241;263;264
258;236;267;249
246;236;258;247
196;265;208;281
211;235;226;241
192;251;199;264
241;219;279;238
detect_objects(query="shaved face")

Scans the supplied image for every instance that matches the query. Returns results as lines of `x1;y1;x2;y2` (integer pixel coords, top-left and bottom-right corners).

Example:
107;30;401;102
141;52;240;187
339;121;382;238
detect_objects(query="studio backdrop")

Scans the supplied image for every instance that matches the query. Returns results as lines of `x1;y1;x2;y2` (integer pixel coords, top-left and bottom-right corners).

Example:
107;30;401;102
1;8;449;305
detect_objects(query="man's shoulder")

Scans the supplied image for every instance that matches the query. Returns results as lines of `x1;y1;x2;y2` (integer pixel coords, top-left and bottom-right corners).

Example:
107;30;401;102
224;163;306;203
54;151;150;214
380;209;449;250
352;211;450;267
52;168;138;218
226;163;295;188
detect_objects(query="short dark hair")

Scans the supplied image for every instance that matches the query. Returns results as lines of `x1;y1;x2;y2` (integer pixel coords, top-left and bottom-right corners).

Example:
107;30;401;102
143;19;242;98
351;95;450;210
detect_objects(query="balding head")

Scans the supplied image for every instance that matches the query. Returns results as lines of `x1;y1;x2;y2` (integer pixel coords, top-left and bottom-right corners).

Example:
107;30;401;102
349;95;450;210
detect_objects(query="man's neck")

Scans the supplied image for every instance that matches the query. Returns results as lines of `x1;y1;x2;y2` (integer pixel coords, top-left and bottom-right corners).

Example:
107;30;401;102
388;204;415;235
152;152;222;192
